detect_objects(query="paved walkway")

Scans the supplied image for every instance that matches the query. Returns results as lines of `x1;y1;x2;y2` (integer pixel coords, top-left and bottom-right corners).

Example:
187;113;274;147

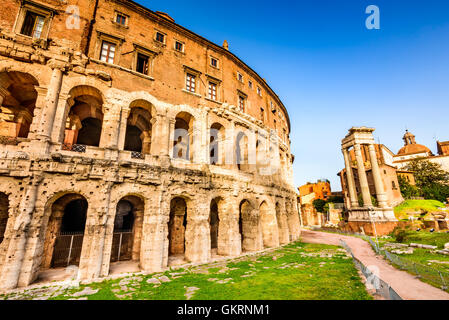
301;229;449;300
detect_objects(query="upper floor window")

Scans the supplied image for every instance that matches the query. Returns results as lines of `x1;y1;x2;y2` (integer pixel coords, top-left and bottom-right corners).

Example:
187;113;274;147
136;53;150;75
208;82;217;100
186;73;196;93
21;11;45;38
257;87;262;96
116;13;127;25
238;95;245;112
248;80;253;89
237;72;243;82
260;107;265;122
175;41;184;52
155;32;165;43
211;57;218;68
100;41;116;64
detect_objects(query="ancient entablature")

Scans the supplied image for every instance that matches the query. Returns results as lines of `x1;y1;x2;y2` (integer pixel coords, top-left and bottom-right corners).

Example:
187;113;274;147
0;0;300;290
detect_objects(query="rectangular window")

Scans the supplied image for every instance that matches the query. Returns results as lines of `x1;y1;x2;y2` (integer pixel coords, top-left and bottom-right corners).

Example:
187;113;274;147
248;80;253;89
211;57;218;68
156;32;165;43
175;41;184;52
21;11;45;38
257;87;261;96
237;72;243;82
116;14;127;25
100;41;116;64
208;82;217;100
238;95;245;112
186;73;196;92
136;53;149;74
260;107;265;121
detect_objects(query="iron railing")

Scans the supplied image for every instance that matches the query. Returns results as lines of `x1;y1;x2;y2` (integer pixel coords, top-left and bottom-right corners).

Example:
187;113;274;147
0;135;19;145
62;143;87;153
131;151;144;159
52;232;84;268
340;239;402;300
110;231;133;262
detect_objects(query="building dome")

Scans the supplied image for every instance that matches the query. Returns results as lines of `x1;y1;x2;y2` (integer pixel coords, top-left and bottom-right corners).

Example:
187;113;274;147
397;130;431;156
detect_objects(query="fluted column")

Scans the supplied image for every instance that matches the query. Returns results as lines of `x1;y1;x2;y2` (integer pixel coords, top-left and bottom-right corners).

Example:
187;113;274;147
342;148;359;208
354;143;372;207
225;120;236;169
368;143;388;208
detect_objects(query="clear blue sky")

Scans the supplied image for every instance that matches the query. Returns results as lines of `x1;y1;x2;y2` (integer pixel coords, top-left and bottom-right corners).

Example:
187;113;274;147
137;0;449;191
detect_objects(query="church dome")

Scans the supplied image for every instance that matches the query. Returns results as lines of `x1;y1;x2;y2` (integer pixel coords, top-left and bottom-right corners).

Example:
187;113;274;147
397;130;431;156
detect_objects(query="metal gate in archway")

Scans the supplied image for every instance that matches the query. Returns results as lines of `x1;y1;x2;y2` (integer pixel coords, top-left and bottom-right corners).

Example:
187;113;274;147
51;232;84;268
110;231;133;262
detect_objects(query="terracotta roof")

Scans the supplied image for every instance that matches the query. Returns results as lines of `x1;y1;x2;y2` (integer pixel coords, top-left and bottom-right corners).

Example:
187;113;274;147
397;143;431;156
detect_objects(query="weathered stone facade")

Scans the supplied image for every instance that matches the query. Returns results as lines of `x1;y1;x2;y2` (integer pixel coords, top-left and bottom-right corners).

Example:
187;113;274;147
0;0;300;290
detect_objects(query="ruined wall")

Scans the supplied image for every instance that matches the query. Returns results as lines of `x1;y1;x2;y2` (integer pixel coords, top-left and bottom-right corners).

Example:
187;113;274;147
0;0;299;290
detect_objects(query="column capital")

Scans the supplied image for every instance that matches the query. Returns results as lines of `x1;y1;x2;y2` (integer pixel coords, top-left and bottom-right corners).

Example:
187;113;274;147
46;59;68;71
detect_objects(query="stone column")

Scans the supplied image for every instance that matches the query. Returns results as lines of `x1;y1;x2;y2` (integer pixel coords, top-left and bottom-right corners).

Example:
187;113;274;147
342;148;359;208
225;120;235;169
99;103;120;150
248;129;257;171
217;200;241;256
150;113;169;158
168;118;176;159
354;143;372;207
368;143;388;208
116;107;130;152
184;200;210;263
51;95;73;143
192;115;204;164
36;60;65;142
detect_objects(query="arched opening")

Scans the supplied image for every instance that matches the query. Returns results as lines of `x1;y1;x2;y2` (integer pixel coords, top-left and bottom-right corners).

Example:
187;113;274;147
168;197;188;265
124;101;154;158
173;112;194;160
209;198;220;250
41;194;88;270
0;192;9;244
63;86;104;150
236;131;248;171
239;199;259;252
209;123;225;165
110;196;144;266
260;201;279;248
0;71;38;141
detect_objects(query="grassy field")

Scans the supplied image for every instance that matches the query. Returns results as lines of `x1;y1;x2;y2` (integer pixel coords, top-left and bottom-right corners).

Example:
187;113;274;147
0;242;372;300
374;230;449;284
394;200;446;220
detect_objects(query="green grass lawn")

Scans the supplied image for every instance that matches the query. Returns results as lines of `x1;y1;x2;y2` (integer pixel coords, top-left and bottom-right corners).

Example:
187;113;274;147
394;200;446;220
0;242;372;300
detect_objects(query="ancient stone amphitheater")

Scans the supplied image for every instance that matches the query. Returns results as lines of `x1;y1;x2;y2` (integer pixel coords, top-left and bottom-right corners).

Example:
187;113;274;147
0;0;300;290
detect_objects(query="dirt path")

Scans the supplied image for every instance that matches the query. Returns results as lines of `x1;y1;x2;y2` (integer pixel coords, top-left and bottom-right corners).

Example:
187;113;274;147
301;229;449;300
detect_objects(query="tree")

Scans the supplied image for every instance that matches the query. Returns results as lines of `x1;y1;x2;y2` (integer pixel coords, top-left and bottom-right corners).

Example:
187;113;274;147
312;199;326;213
397;175;421;199
404;159;449;202
405;159;449;188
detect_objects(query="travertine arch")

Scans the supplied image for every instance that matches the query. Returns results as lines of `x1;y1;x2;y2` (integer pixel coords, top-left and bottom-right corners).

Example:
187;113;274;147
124;91;165;116
0;71;40;138
40;192;88;270
0;62;48;85
239;198;263;252
60;76;109;100
109;194;144;265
